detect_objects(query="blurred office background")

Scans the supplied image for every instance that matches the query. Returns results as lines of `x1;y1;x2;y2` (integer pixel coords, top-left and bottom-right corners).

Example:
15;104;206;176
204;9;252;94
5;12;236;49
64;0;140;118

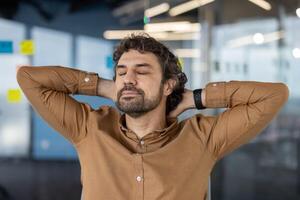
0;0;299;199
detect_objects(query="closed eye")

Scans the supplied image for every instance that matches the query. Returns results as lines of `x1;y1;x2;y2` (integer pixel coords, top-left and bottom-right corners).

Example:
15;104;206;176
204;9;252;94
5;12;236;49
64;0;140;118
118;72;148;76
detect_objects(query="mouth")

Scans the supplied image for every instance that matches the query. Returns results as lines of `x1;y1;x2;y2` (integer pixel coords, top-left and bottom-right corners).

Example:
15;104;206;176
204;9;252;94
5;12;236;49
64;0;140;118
122;91;140;96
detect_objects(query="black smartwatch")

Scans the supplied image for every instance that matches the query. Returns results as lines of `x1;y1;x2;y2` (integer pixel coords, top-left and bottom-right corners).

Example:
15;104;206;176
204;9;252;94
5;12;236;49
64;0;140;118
193;89;206;110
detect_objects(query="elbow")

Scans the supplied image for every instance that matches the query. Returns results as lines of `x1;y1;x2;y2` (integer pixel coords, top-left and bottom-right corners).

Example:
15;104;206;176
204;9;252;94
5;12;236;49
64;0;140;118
276;82;290;104
260;82;289;122
16;65;30;74
16;66;25;83
16;65;27;76
16;66;31;86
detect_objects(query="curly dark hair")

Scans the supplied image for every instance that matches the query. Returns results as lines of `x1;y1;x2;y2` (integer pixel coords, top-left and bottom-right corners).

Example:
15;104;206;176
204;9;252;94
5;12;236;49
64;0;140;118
112;33;188;115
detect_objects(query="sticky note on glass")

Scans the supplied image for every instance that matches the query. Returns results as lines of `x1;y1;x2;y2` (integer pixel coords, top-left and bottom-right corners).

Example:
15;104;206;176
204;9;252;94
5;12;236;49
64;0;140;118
7;89;22;103
178;58;184;71
0;41;13;53
20;40;35;55
106;56;114;69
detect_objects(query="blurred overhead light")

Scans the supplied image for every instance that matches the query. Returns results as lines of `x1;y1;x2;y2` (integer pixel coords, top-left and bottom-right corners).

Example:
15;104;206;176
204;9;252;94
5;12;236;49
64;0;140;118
104;21;201;40
145;3;170;18
174;49;201;58
248;0;271;11
253;33;264;44
227;31;284;48
292;48;300;58
144;21;200;32
104;30;144;39
296;8;300;18
103;30;200;41
169;0;214;16
227;35;254;48
263;31;284;42
153;32;200;40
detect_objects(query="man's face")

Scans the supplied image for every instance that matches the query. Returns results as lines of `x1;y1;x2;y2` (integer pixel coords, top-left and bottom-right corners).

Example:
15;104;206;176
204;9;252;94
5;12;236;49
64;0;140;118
114;49;167;118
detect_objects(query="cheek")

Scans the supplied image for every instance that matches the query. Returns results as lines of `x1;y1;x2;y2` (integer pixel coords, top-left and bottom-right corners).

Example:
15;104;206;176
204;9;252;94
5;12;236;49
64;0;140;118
115;82;123;93
141;81;162;97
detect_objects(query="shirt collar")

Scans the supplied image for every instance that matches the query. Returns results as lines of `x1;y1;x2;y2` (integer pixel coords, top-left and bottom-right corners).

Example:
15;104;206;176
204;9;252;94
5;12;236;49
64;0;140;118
118;113;178;139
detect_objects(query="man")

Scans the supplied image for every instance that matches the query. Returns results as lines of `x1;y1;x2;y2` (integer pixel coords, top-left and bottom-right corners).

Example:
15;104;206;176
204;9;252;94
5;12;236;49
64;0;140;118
17;33;289;200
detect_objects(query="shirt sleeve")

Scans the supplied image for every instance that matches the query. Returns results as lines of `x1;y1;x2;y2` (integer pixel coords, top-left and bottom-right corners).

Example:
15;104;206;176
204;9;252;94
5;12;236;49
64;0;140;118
191;81;289;161
16;65;99;144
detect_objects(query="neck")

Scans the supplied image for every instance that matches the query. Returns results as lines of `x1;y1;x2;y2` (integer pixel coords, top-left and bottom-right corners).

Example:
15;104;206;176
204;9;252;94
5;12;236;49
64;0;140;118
125;103;167;139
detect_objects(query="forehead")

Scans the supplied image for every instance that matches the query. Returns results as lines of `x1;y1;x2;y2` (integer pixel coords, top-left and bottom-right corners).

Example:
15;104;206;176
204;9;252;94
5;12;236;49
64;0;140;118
117;49;160;68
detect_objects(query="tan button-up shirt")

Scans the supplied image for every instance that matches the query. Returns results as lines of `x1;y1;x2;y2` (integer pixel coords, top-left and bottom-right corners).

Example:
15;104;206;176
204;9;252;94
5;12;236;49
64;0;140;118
16;66;289;200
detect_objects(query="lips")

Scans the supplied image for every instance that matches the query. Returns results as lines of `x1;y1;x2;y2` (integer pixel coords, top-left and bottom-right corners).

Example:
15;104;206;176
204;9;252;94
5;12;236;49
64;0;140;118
122;91;140;96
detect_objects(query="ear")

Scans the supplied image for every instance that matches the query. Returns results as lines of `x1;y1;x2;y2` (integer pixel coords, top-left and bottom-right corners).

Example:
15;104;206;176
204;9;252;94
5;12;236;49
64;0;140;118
163;78;177;96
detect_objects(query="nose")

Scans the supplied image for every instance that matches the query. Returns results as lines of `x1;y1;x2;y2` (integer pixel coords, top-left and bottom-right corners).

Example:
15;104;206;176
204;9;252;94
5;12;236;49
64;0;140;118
123;71;137;85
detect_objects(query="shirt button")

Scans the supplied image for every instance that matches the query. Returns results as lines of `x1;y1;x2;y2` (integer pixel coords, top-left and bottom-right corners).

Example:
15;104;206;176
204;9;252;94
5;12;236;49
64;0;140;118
136;176;143;182
140;140;145;145
213;83;217;86
84;77;90;82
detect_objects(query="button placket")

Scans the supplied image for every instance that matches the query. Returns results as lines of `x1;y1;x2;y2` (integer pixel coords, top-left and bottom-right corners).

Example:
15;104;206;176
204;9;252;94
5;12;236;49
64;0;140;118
133;153;144;199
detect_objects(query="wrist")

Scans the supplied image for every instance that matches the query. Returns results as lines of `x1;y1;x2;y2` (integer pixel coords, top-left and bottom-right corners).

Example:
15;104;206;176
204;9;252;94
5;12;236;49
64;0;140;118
185;90;196;109
201;88;206;107
97;77;115;100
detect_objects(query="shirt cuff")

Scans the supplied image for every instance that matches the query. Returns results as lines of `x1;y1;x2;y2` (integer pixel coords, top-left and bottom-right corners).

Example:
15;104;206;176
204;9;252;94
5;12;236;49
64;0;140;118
78;71;99;96
204;81;228;108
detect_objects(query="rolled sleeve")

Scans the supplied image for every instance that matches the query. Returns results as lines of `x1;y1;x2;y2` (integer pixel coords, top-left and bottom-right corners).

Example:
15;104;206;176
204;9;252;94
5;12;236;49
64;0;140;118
78;71;99;96
205;81;228;108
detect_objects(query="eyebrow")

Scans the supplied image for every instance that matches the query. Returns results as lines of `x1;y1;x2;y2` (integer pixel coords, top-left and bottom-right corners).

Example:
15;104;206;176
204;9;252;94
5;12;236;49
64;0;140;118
116;63;152;69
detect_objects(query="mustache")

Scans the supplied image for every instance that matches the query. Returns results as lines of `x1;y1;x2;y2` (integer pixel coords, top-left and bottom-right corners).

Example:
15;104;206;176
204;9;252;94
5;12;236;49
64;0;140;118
118;85;144;97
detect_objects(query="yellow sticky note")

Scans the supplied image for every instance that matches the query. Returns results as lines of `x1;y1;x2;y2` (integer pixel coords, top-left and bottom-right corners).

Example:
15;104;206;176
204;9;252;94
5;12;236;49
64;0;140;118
7;89;22;103
178;58;184;71
20;40;35;55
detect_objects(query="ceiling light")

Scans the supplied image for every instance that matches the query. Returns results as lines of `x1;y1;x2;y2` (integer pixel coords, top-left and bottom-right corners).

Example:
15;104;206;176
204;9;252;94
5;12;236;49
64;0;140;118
253;33;264;44
103;30;200;40
296;8;300;18
145;3;170;18
248;0;272;11
169;0;214;16
103;30;145;40
263;31;284;42
292;48;300;58
174;49;201;58
227;31;284;48
144;21;200;32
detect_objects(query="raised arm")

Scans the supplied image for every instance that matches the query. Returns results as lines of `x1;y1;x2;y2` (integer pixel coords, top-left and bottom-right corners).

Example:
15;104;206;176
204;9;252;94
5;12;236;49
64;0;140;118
189;81;289;160
16;65;115;144
97;76;116;101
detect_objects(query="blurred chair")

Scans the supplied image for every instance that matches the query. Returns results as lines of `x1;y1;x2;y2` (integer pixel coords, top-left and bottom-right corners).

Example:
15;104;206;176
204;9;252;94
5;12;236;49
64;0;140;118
0;185;12;200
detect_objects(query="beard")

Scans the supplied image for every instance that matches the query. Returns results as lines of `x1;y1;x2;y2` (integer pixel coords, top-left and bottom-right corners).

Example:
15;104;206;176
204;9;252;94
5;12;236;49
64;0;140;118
116;84;163;118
